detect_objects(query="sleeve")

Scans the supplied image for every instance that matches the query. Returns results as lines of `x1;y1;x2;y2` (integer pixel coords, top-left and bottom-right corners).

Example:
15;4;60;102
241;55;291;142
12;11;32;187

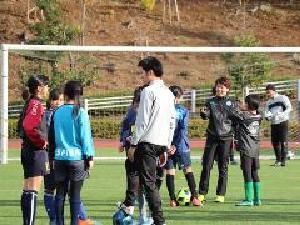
168;96;176;148
200;100;210;120
48;113;55;160
119;107;132;146
23;101;46;149
80;110;95;157
131;89;152;146
264;100;273;120
282;96;292;116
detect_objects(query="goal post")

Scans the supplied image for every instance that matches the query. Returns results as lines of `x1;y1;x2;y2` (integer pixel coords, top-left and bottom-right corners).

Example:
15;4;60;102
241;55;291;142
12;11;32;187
1;44;300;164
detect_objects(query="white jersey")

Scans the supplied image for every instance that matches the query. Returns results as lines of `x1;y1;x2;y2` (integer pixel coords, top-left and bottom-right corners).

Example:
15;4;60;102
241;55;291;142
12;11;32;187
264;93;292;125
132;79;175;148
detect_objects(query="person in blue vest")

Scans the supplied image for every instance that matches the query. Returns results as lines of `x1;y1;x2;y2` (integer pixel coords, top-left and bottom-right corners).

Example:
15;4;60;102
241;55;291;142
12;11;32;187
164;85;201;207
49;80;95;225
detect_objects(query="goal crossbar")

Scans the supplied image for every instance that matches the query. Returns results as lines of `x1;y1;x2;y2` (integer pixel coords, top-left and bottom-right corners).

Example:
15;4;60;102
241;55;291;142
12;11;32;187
1;44;300;164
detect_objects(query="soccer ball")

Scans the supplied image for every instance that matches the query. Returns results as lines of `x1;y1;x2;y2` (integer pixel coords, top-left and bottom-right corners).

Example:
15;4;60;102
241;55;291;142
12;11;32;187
176;188;191;206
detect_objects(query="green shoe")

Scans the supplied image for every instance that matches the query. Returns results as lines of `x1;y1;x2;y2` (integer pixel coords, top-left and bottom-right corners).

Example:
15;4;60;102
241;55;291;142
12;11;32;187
254;182;261;206
254;200;261;206
236;200;254;206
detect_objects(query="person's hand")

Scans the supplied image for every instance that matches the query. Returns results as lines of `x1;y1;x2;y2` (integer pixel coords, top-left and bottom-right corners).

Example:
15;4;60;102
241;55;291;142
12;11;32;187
264;111;273;121
43;141;48;149
168;145;176;156
88;160;94;169
128;147;135;162
118;144;125;153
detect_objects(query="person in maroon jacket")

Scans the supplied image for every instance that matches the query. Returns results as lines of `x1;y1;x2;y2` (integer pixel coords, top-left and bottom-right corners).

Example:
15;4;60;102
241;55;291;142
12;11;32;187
20;75;49;225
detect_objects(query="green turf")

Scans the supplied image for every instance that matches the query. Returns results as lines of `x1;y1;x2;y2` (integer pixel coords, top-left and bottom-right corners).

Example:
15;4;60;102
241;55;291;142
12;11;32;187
0;160;300;225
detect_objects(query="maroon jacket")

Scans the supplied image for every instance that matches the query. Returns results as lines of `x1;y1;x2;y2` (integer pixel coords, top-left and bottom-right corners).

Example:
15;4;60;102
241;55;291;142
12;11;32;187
23;98;46;149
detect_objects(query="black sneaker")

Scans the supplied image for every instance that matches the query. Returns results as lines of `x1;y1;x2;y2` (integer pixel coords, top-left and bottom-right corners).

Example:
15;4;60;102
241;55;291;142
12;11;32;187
271;161;281;167
281;161;286;167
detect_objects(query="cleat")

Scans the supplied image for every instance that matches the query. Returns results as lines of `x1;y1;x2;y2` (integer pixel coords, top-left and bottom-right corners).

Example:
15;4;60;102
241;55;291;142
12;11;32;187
191;197;201;206
235;200;254;206
199;195;206;202
214;195;225;203
271;161;281;167
254;200;262;206
78;219;95;225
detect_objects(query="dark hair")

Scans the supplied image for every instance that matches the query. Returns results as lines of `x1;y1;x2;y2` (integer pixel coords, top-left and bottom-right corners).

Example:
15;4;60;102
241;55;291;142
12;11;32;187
27;75;49;97
22;89;30;101
212;86;216;96
132;86;143;104
46;88;62;109
215;76;231;90
169;85;183;98
138;56;163;77
245;95;260;111
64;80;83;117
265;84;276;91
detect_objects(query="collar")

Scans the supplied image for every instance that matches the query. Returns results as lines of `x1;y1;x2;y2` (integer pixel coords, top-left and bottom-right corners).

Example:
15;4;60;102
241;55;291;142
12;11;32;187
271;93;279;100
149;79;164;86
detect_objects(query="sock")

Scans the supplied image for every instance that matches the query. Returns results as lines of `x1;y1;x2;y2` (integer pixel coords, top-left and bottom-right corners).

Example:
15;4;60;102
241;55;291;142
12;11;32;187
70;200;81;225
55;194;65;225
185;172;197;198
44;191;56;221
23;190;38;225
166;175;176;201
78;201;88;220
21;190;26;211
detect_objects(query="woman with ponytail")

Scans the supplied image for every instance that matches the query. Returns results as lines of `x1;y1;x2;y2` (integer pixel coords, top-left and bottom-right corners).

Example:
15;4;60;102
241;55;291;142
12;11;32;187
49;80;95;225
20;75;49;225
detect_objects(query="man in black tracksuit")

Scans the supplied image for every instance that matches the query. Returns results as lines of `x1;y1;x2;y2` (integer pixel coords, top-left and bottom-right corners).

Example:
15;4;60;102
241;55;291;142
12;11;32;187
199;76;235;203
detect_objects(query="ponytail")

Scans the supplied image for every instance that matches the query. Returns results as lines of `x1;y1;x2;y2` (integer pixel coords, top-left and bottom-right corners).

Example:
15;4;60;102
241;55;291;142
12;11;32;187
64;80;83;118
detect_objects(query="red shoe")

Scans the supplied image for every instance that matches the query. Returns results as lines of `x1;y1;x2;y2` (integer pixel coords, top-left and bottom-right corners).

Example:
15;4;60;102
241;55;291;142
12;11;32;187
78;219;95;225
169;200;178;207
191;197;202;206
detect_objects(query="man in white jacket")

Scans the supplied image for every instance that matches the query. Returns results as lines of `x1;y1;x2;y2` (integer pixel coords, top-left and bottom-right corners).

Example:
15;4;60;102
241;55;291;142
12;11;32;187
264;84;292;166
129;56;175;225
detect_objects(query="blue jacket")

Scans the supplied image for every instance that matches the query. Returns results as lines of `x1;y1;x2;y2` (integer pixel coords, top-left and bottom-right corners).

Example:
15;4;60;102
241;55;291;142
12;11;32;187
50;104;95;161
120;105;136;150
172;104;190;153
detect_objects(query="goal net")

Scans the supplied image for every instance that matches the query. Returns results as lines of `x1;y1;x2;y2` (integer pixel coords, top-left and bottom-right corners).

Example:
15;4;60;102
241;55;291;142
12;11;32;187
1;44;300;164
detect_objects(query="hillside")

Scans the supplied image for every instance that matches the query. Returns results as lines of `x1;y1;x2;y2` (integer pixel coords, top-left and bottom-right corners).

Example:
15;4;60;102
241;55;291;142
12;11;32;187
1;0;300;98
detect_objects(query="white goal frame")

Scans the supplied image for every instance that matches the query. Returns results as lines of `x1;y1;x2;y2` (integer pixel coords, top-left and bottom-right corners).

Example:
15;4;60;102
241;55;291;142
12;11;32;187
1;44;300;164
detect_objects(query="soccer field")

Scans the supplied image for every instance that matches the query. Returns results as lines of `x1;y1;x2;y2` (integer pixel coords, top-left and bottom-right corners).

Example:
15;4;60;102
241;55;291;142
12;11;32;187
0;151;300;225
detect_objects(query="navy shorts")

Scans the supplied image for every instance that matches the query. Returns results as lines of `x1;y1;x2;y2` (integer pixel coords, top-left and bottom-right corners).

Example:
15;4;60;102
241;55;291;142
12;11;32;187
54;160;88;182
165;151;191;170
22;150;50;179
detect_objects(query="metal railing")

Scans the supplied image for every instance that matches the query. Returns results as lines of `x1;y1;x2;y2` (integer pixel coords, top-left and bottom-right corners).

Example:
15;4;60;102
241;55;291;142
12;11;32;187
8;79;299;118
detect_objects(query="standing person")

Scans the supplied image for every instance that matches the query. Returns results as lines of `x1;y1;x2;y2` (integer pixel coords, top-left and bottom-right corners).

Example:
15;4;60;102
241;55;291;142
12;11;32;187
20;75;50;225
198;76;235;203
265;84;292;167
165;85;201;207
119;86;144;215
42;88;64;225
49;81;95;225
227;95;262;206
129;56;175;225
